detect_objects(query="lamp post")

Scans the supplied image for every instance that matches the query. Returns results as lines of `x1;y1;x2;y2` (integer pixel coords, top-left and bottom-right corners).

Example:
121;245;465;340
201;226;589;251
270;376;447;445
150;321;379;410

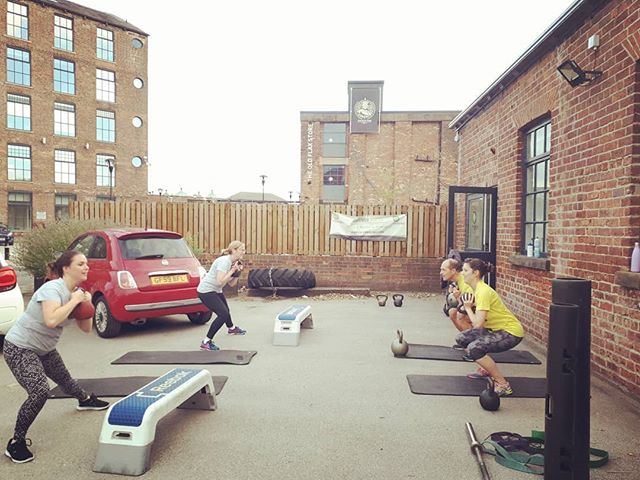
106;158;114;201
259;174;267;202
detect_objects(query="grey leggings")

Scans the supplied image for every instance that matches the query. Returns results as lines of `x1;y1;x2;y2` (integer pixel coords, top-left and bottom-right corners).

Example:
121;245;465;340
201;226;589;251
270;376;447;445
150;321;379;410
3;340;87;440
455;328;522;360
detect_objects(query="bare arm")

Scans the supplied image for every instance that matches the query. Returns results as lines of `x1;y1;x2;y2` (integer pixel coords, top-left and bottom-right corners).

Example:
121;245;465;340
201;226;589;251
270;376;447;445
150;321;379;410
461;293;487;329
41;289;89;329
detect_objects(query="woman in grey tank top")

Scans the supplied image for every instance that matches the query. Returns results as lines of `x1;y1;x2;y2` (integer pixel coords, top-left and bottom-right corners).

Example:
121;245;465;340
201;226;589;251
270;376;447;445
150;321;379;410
3;251;109;464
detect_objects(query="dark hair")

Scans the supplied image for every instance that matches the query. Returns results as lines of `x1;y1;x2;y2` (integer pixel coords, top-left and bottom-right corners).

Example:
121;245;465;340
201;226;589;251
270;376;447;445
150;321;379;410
47;250;83;278
464;258;490;278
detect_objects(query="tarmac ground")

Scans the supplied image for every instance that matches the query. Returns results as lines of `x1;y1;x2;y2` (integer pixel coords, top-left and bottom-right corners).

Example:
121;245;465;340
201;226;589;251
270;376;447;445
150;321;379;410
1;290;639;480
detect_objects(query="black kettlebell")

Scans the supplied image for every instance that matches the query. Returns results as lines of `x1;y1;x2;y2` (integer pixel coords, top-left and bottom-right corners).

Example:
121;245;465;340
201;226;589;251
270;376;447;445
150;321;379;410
393;294;404;307
376;294;388;307
479;378;500;411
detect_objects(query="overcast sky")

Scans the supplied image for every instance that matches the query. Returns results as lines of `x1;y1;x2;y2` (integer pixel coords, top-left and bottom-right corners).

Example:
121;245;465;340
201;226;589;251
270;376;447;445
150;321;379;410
76;0;576;200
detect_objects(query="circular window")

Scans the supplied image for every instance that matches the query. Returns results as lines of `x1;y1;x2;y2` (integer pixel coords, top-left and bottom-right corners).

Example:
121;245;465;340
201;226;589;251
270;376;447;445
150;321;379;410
133;78;144;89
131;156;143;168
132;117;143;128
132;38;144;49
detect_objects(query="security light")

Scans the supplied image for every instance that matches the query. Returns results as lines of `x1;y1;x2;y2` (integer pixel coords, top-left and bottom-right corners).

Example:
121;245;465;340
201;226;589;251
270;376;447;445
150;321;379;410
557;60;602;87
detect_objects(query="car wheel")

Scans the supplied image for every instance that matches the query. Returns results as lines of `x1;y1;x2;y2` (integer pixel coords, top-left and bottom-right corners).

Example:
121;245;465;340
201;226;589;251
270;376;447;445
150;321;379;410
187;311;212;325
94;296;122;338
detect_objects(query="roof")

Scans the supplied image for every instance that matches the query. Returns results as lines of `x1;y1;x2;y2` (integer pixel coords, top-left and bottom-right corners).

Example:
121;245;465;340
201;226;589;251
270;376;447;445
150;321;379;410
449;0;610;131
226;192;288;203
32;0;148;36
301;111;460;122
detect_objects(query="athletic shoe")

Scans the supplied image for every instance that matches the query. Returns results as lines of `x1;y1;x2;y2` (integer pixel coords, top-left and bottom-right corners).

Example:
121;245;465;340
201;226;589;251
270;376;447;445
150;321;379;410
77;393;109;411
467;367;492;379
228;326;246;335
494;381;514;397
200;340;220;351
5;438;34;463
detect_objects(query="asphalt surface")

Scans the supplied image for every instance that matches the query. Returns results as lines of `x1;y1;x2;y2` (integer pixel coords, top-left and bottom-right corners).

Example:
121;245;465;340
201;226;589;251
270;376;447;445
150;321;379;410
1;292;639;479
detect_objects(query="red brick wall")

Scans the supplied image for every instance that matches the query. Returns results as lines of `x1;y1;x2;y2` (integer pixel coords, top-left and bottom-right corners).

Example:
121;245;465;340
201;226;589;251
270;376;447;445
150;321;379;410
200;253;442;292
456;1;640;396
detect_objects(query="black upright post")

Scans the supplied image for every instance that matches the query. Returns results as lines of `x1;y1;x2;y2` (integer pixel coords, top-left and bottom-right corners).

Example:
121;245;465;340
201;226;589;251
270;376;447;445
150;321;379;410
545;278;591;480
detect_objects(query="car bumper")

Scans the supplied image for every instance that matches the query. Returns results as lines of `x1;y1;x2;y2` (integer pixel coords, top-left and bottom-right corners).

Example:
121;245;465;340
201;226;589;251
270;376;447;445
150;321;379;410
124;297;203;312
106;289;209;322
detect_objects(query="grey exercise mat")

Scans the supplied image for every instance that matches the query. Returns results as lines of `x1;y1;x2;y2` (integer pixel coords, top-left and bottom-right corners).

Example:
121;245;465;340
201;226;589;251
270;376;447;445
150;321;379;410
48;375;228;398
111;350;257;365
405;344;541;365
406;374;546;398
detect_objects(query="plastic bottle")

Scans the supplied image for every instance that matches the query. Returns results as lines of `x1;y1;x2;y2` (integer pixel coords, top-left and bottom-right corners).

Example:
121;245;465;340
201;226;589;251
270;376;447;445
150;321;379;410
526;242;534;257
533;237;541;258
631;242;640;273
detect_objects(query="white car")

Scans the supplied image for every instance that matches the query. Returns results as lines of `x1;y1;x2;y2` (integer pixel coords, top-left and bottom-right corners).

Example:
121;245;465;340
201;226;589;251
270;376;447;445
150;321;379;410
0;256;23;339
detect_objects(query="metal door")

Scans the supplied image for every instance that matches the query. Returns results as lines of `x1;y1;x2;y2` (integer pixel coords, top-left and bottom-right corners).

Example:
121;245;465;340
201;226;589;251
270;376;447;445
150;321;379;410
447;186;498;288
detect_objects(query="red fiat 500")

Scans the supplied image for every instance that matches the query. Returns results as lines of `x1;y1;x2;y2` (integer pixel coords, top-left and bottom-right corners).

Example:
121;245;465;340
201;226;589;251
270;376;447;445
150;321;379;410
67;228;211;338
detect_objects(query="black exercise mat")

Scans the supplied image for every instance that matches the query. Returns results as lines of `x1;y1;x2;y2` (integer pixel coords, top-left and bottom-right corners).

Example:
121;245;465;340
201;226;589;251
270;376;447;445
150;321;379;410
111;350;257;365
405;344;541;365
406;374;546;398
48;375;228;398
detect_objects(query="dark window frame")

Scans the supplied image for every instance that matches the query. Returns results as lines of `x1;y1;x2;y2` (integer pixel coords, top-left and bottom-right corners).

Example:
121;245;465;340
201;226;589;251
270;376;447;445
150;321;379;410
7;46;31;86
7;143;31;181
521;118;551;256
7;1;29;40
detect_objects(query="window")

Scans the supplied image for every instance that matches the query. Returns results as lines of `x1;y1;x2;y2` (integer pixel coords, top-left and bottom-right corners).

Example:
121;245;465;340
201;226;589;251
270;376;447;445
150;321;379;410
54;150;76;184
96;28;114;61
96;110;115;142
323;123;347;157
96;154;115;187
322;165;346;203
54;102;75;136
7;144;31;182
7;2;28;40
7;93;30;130
54;15;73;51
96;69;115;102
323;166;345;185
8;191;31;230
55;194;76;220
523;120;551;255
131;38;143;49
53;58;75;94
7;47;30;86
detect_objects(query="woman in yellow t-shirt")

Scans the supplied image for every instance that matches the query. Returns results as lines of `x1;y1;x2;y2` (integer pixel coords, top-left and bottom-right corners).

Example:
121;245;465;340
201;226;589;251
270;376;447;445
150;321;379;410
453;258;525;397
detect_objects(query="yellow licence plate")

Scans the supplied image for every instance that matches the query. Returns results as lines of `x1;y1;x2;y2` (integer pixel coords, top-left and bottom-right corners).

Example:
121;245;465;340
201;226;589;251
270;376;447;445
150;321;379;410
150;274;188;285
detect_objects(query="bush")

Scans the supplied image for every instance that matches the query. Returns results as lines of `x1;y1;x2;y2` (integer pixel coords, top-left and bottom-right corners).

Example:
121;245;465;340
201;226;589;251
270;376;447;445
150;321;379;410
12;219;119;278
183;233;204;258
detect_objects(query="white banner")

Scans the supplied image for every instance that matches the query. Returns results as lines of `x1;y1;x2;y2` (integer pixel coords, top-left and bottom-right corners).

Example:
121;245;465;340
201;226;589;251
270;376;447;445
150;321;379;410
329;213;407;241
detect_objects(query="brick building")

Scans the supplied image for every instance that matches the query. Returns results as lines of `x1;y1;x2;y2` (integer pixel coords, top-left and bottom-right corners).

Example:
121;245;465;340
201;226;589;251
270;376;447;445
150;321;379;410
300;85;459;205
1;0;148;229
450;0;640;396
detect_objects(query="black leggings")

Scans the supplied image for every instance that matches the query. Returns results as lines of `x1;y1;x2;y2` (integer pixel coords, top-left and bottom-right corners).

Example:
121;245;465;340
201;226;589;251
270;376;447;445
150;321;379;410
3;340;87;440
198;291;234;339
455;328;522;360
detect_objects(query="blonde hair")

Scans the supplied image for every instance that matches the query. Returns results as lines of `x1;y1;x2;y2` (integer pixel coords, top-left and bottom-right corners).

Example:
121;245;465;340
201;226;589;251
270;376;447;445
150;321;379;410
221;240;244;256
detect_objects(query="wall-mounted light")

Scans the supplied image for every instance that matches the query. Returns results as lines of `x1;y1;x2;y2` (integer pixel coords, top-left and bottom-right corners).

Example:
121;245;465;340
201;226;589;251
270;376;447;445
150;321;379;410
85;143;90;150
557;59;602;87
41;137;47;145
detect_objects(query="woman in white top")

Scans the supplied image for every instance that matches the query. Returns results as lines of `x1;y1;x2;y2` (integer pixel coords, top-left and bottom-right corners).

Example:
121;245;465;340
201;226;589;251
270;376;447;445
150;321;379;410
197;240;246;350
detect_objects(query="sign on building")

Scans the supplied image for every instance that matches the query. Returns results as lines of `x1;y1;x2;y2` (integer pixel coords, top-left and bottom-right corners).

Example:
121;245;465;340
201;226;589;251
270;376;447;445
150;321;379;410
348;81;383;134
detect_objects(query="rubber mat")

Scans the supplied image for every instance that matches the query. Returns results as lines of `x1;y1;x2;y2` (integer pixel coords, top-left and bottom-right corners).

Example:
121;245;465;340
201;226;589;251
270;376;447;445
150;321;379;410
406;374;546;398
48;375;228;398
404;344;541;364
111;350;257;365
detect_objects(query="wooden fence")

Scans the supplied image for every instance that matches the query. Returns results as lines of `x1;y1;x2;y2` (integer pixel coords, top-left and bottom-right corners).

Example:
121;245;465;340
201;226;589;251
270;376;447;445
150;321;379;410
69;202;448;258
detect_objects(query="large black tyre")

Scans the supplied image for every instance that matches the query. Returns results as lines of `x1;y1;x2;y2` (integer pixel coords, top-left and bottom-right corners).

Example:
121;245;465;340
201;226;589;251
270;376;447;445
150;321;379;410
247;268;316;289
187;311;213;324
94;296;122;338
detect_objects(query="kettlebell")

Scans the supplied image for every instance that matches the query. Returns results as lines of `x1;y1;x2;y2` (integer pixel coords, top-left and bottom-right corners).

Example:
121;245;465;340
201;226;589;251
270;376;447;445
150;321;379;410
393;294;404;307
391;329;409;357
376;294;388;307
479;378;500;411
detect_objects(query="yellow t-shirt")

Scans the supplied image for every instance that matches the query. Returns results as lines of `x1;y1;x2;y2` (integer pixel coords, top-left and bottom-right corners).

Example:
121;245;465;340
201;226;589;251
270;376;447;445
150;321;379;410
456;275;474;294
473;280;524;337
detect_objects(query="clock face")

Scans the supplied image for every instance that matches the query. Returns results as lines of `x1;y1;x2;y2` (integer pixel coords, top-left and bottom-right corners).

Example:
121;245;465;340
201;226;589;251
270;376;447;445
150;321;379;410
131;156;142;168
354;98;376;121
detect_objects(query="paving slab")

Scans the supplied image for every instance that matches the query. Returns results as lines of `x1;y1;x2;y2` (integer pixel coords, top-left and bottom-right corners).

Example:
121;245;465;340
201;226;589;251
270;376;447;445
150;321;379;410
0;294;638;479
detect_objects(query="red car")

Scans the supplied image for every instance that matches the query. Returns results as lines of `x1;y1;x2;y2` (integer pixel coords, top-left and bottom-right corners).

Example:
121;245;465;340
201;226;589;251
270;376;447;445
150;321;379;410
68;228;212;338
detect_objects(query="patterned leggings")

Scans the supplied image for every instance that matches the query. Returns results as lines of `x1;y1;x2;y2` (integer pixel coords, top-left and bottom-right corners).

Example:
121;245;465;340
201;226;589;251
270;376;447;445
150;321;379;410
455;328;522;360
3;340;87;440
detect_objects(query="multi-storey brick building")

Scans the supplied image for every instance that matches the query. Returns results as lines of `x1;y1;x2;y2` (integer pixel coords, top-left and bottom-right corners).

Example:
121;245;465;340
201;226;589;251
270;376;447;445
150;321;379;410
450;0;640;396
300;84;459;205
1;0;148;229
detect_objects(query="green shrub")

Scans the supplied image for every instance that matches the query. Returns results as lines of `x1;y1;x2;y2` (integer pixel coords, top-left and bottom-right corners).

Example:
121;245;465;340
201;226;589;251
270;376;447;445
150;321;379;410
183;233;204;258
12;219;119;277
